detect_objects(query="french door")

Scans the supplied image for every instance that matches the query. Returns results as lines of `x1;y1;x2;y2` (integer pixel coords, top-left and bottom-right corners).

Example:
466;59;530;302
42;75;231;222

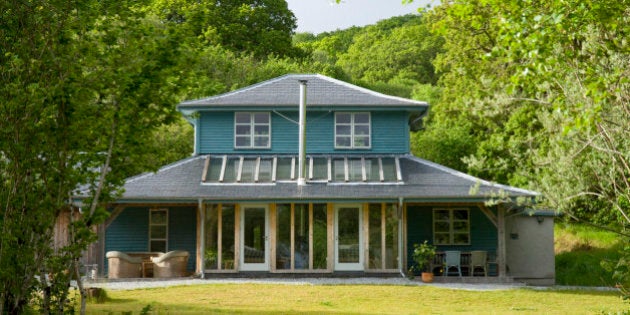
240;205;269;271
334;204;364;271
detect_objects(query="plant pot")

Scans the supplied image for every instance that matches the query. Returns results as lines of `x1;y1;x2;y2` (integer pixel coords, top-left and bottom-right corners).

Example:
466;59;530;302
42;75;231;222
421;272;434;283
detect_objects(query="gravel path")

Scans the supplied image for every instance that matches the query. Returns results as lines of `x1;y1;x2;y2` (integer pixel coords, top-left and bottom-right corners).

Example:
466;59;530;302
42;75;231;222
85;277;530;291
83;277;621;292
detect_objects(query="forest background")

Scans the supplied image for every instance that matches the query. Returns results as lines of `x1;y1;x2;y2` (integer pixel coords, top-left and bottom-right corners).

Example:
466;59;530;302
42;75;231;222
1;0;628;313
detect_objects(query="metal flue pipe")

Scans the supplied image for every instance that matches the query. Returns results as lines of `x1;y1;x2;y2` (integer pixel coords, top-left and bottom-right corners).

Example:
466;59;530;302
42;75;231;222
297;80;308;186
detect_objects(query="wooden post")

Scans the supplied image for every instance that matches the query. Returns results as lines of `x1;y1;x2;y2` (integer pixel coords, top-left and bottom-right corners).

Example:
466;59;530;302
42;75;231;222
497;206;507;279
363;203;370;270
270;204;277;271
327;203;334;271
234;204;240;271
308;203;313;270
197;200;205;276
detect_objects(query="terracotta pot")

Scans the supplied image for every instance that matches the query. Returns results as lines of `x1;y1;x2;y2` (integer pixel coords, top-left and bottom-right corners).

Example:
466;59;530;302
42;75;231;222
421;272;434;283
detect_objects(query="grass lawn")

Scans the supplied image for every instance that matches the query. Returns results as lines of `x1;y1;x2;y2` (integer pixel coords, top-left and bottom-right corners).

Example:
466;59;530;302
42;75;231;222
555;223;625;286
86;283;628;314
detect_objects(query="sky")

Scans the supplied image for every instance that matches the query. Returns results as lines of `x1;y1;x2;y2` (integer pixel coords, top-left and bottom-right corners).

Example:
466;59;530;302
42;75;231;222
285;0;435;34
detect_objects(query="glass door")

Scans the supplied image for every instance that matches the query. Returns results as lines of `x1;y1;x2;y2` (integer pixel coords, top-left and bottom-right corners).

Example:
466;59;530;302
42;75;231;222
240;205;269;271
334;204;363;271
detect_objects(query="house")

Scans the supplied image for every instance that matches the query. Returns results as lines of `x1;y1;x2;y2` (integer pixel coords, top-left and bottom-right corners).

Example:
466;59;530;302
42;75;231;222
94;74;554;284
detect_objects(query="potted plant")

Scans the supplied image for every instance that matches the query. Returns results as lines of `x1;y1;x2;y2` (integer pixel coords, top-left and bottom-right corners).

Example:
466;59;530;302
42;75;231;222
412;240;437;283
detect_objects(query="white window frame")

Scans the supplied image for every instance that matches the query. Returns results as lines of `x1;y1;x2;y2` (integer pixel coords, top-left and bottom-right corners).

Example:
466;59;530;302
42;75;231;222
234;112;271;149
149;208;168;252
432;208;470;245
335;112;371;149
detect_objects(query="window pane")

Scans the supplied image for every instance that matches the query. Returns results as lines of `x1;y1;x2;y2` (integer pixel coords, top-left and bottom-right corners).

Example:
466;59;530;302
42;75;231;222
337;207;360;263
332;159;345;181
354;125;369;136
236;125;251;135
434;233;450;245
223;158;238;182
311;157;328;180
348;159;362;181
253;136;269;148
204;204;219;270
336;136;351;148
241;159;256;182
207;158;222;182
453;233;469;245
368;158;380;181
313;204;328;269
151;210;167;224
235;136;251;148
434;210;450;221
453;210;469;220
294;204;309;270
254;125;269;135
368;204;382;270
150;226;167;239
354;136;370;148
253;113;269;123
336;113;351;124
354;113;369;124
150;240;166;253
336;125;351;135
453;221;469;232
434;221;450;232
276;204;291;270
235;113;251;123
258;159;272;182
276;157;293;180
221;205;235;270
385;204;398;269
381;158;397;181
312;204;327;269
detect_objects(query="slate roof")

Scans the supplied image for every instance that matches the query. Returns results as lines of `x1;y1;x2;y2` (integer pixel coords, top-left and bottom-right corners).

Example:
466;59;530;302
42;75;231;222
178;74;428;110
113;155;538;203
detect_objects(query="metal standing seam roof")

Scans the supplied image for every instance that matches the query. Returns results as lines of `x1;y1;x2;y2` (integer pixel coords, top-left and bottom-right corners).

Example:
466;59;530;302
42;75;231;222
177;74;429;109
113;155;539;203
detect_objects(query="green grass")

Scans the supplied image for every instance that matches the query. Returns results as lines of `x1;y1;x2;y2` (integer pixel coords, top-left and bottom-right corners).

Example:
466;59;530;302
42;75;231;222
84;223;629;314
555;223;625;286
85;284;628;314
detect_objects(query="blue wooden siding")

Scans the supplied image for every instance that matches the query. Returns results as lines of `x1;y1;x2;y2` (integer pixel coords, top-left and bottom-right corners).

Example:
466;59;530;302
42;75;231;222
406;205;497;270
168;206;197;272
105;206;197;273
198;111;410;154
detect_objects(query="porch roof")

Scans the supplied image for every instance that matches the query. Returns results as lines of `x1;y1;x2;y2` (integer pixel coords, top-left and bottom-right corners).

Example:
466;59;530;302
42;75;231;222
104;155;538;203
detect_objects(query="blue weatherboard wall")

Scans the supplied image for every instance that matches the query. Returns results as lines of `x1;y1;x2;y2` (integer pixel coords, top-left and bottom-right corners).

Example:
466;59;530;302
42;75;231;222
406;205;497;271
168;206;197;271
105;206;197;273
198;110;410;154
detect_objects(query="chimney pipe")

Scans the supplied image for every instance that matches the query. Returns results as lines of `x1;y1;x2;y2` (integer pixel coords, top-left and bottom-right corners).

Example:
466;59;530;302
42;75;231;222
297;80;308;186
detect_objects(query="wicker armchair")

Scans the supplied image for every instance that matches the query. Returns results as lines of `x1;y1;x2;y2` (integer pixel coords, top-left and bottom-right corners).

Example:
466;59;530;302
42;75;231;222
106;251;142;279
151;250;189;278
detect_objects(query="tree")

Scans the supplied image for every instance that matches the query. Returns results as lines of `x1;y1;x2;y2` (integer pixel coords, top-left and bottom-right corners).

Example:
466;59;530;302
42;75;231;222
0;2;182;313
148;0;300;58
338;15;441;86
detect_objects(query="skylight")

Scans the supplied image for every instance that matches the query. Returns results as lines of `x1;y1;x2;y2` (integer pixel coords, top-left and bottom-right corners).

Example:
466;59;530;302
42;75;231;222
201;155;403;184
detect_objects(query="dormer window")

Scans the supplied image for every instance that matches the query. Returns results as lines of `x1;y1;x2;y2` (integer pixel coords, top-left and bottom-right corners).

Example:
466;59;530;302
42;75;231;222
335;112;370;149
235;112;270;149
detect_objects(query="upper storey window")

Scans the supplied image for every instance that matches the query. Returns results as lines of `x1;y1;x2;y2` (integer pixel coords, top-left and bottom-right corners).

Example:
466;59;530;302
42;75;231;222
335;112;371;149
235;112;270;149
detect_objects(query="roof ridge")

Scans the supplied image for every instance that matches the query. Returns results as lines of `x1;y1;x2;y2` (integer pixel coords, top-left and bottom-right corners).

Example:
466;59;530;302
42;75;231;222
315;74;428;106
179;74;316;106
